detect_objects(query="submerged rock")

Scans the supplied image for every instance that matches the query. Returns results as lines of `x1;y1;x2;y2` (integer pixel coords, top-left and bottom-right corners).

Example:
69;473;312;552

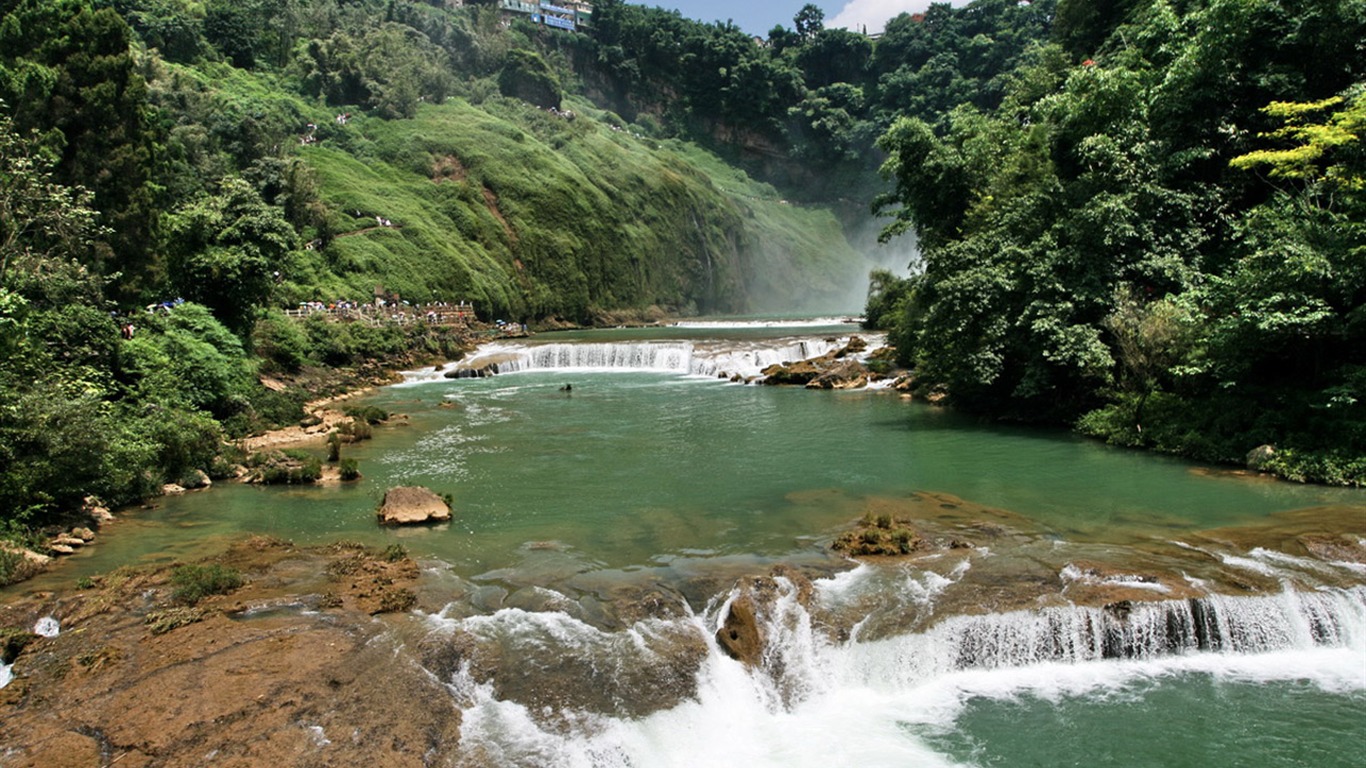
377;486;452;525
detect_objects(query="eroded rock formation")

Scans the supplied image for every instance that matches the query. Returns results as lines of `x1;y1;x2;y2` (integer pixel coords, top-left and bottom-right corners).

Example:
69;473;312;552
377;486;452;525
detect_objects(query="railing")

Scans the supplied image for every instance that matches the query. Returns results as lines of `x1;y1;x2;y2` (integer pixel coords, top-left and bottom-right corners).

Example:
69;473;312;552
283;302;476;327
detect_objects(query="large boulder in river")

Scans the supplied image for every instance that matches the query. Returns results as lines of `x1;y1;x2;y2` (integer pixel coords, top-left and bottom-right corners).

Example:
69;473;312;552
760;358;827;385
714;567;816;668
806;359;870;390
761;336;874;388
378;486;451;526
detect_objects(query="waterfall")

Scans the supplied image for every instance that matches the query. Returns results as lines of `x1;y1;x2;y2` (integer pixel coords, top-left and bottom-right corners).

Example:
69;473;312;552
830;587;1366;689
433;584;1366;767
493;343;696;374
404;335;875;383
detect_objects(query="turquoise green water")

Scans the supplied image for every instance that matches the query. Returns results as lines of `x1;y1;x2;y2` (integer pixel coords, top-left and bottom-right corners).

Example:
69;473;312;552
920;671;1366;768
16;323;1366;767
48;360;1362;583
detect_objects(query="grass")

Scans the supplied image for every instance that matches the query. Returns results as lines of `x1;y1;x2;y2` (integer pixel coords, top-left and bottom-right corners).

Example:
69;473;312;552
285;96;866;321
170;563;244;605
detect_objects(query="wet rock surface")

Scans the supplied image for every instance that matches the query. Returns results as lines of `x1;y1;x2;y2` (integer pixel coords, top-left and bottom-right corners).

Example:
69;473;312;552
760;336;882;388
378;486;452;526
0;538;459;767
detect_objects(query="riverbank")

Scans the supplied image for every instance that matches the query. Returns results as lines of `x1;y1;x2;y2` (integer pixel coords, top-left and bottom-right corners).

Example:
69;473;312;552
0;538;462;766
3;492;1363;765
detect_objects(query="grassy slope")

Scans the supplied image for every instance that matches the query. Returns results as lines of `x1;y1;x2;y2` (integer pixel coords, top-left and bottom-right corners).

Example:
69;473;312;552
280;92;866;320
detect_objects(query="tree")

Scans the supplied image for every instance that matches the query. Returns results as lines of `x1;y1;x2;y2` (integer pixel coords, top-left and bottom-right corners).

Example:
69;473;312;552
794;4;824;41
167;176;296;337
0;0;160;299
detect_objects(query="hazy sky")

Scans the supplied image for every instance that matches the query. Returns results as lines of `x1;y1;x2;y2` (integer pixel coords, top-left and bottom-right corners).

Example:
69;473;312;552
640;0;970;36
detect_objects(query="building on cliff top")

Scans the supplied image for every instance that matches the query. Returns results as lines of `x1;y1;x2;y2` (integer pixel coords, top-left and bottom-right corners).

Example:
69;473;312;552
498;0;592;32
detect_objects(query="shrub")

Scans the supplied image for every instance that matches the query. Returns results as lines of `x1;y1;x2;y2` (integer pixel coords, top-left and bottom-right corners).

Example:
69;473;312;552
170;563;243;604
892;529;916;554
381;543;406;562
253;310;312;372
297;457;323;483
338;417;371;441
327;432;342;462
344;405;389;425
339;457;360;481
0;547;41;587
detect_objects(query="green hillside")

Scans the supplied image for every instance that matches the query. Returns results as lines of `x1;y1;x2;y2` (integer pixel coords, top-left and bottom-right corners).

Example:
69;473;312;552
286;96;864;319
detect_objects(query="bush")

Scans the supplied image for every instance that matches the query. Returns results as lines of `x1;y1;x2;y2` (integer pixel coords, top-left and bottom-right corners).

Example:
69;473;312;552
133;405;222;484
170;563;243;605
337;417;371;441
344;405;389;425
253;310;312;372
0;547;42;587
339;457;360;481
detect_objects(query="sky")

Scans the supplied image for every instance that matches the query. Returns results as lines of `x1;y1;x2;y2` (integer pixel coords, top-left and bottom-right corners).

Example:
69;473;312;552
640;0;971;37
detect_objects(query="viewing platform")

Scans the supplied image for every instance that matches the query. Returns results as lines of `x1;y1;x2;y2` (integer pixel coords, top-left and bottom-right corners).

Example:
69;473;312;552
283;301;477;327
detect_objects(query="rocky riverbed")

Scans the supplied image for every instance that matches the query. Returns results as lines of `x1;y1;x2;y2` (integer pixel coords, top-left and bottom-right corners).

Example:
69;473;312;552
0;538;459;767
3;492;1364;765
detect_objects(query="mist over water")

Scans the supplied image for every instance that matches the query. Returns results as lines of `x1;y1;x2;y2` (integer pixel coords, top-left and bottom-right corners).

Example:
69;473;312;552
743;214;920;316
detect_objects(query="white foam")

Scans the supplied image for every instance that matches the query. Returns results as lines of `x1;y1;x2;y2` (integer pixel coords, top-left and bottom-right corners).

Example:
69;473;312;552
1060;563;1171;593
33;617;59;638
0;661;12;690
400;334;886;384
438;585;1366;766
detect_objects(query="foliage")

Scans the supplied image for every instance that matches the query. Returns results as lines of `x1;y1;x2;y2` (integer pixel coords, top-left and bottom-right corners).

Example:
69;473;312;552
339;456;360;480
169;562;243;604
874;0;1366;479
166;177;296;336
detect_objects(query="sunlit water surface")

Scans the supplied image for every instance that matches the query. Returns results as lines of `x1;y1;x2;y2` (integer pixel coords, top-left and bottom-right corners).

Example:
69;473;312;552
13;321;1366;766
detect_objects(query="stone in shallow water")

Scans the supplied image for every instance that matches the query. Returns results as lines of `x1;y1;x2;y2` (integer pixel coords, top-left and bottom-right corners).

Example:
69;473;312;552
377;486;452;525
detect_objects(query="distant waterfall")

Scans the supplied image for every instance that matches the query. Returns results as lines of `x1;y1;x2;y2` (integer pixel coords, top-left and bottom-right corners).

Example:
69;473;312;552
493;343;696;374
408;336;869;383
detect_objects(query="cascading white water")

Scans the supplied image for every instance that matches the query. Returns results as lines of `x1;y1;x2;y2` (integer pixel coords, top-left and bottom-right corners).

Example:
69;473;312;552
493;343;696;374
432;576;1366;767
402;335;878;384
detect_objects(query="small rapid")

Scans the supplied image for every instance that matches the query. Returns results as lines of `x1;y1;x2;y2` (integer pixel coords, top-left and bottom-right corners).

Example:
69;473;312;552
428;570;1366;768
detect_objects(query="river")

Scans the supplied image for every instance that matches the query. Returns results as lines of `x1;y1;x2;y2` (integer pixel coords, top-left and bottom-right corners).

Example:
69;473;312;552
20;319;1366;766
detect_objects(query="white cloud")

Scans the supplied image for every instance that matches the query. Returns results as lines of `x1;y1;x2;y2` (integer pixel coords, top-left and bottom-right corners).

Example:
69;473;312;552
828;0;972;35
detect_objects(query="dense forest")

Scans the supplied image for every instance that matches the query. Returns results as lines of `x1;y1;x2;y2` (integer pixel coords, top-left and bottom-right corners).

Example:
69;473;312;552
1;0;1364;576
867;0;1365;485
